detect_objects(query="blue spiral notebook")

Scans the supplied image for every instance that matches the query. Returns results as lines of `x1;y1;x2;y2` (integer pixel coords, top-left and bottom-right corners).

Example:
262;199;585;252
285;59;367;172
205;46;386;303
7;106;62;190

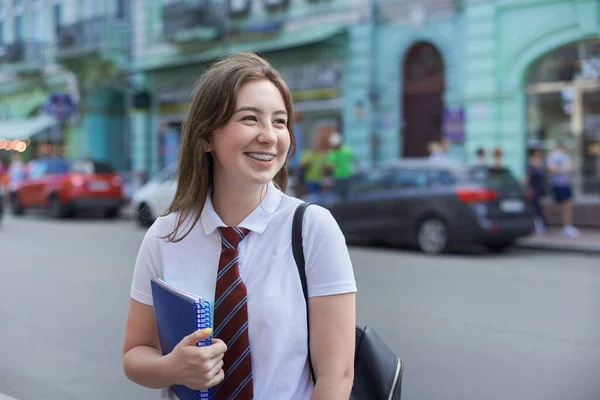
150;277;214;400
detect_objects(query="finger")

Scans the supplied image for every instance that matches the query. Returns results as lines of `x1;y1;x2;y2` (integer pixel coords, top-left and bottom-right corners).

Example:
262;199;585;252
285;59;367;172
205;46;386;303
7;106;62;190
182;328;213;347
207;359;224;379
211;338;228;352
205;367;225;388
202;339;227;358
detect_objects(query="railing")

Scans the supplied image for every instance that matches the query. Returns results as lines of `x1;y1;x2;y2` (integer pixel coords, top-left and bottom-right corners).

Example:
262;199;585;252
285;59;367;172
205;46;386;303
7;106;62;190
56;16;128;56
2;41;46;64
162;0;221;39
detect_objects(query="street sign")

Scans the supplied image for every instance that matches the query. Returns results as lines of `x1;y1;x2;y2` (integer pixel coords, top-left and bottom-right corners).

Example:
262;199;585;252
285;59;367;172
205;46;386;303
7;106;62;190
46;93;77;121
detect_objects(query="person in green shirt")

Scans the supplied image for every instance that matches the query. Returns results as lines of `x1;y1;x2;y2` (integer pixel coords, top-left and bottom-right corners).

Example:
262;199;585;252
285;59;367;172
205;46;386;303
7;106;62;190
325;132;360;199
300;148;327;194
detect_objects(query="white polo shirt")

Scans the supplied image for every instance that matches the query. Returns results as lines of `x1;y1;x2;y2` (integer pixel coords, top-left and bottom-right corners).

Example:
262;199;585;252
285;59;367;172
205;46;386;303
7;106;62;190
130;181;357;400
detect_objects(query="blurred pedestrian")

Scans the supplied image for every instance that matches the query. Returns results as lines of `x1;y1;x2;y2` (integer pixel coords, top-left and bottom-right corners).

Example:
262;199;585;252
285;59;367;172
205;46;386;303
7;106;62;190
123;52;356;400
547;140;579;237
492;147;503;168
441;138;453;159
474;147;487;166
525;148;548;235
8;154;26;191
299;130;328;195
325;132;360;199
428;141;444;161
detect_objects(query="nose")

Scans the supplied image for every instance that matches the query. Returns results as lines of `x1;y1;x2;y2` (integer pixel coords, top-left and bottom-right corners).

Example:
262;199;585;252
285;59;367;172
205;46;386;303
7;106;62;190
257;123;278;145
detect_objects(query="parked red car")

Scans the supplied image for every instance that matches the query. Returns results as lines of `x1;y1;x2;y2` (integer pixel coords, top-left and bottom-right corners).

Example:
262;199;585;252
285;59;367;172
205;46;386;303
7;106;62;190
10;157;124;218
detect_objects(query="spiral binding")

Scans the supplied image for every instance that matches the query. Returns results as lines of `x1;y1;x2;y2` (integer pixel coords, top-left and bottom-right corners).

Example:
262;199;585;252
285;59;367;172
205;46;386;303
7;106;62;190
196;300;214;400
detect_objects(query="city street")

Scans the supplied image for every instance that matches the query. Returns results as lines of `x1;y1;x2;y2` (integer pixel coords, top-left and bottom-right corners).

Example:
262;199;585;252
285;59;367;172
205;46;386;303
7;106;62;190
0;214;599;400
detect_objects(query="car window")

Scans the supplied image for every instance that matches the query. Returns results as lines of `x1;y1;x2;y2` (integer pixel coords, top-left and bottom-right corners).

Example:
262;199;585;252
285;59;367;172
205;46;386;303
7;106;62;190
469;166;521;189
29;162;47;179
46;159;70;175
430;169;459;186
92;162;114;173
350;169;393;193
391;168;431;189
70;160;114;174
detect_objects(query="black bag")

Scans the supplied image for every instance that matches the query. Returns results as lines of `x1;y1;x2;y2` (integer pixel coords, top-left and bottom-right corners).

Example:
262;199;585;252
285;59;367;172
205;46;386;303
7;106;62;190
292;202;404;400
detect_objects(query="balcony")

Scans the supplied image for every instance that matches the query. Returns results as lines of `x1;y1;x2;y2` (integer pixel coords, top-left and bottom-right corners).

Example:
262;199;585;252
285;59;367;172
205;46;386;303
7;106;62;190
162;0;223;43
0;41;46;69
55;16;128;62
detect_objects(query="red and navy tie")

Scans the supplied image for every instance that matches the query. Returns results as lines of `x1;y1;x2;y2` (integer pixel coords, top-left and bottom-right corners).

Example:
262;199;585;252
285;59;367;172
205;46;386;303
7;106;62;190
214;227;253;400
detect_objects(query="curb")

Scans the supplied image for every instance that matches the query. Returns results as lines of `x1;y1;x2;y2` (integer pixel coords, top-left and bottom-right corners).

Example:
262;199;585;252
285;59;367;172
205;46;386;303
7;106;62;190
515;241;600;255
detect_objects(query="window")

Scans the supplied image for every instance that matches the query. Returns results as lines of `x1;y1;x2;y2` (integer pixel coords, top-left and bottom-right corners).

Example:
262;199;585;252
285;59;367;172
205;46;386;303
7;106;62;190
32;9;43;40
469;166;521;190
71;160;114;174
0;22;4;45
13;14;22;39
430;169;458;187
84;0;103;18
230;0;251;15
46;159;70;174
115;0;128;20
350;168;394;193
392;168;431;189
53;3;61;34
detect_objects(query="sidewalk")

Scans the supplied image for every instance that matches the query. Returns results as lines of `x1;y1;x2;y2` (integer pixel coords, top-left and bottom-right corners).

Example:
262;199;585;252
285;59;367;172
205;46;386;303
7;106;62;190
517;227;600;254
0;393;18;400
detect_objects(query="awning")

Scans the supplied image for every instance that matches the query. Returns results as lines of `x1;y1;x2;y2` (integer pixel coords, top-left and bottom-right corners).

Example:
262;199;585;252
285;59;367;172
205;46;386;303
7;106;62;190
0;114;59;140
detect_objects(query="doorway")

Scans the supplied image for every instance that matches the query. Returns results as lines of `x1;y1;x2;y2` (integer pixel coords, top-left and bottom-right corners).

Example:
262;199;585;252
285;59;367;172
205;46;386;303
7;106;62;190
402;42;445;157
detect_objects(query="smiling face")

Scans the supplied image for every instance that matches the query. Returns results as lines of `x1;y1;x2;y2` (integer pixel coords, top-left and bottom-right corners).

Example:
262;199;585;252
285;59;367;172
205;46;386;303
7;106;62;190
206;79;291;189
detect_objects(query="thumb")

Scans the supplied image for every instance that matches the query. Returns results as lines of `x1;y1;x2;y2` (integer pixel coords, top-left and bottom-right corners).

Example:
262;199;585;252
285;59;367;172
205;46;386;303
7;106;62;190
183;328;213;346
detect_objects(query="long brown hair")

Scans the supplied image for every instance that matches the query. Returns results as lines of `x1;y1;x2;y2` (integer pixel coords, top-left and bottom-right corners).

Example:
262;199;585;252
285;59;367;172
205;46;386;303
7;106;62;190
164;52;296;242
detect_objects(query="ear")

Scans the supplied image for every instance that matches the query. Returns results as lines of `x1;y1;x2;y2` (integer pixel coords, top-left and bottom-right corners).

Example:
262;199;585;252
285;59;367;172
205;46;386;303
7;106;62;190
204;136;213;152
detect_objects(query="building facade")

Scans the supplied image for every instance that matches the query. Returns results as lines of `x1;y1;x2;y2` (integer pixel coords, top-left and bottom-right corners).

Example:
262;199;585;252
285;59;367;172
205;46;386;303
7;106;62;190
2;0;465;176
0;0;130;171
465;0;600;224
128;0;366;176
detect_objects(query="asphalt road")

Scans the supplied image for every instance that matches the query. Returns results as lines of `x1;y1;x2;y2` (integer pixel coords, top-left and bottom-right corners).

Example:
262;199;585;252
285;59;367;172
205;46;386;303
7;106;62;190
0;213;598;400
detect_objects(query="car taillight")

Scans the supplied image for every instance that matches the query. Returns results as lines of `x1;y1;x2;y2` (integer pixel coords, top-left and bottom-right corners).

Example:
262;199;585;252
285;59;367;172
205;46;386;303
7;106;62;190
70;175;85;188
456;187;498;203
112;176;123;186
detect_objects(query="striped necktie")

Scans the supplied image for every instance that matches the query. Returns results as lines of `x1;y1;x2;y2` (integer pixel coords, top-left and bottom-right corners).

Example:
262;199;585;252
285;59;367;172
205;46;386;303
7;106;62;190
214;227;253;400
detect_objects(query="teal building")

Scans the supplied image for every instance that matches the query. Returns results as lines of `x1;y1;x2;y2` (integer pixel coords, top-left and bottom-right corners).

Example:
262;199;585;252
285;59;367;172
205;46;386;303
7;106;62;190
465;0;600;217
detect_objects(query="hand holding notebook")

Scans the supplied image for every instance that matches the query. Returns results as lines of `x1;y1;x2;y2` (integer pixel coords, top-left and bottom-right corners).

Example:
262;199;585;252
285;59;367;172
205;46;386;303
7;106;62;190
151;277;223;399
161;328;226;390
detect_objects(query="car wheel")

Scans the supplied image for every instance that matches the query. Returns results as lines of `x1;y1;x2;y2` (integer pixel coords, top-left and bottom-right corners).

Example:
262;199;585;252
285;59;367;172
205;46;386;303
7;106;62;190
11;193;25;216
137;203;154;228
486;241;514;253
49;195;69;219
417;217;449;254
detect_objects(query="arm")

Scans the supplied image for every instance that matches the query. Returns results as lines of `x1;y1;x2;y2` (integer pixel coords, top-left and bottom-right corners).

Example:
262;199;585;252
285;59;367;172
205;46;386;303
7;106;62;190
123;299;173;388
309;293;356;400
123;300;222;389
123;221;225;390
302;206;358;399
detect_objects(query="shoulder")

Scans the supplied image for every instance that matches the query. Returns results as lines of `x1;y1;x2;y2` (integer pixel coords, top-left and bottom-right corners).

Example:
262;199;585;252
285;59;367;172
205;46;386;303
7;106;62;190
304;203;338;230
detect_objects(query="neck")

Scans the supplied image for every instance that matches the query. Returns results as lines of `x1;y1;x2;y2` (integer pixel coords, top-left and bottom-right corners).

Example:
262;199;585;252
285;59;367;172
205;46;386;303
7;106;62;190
211;179;267;227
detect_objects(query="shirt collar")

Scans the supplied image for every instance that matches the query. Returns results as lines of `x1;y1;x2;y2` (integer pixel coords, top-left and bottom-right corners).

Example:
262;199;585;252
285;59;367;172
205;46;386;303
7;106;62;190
200;181;283;235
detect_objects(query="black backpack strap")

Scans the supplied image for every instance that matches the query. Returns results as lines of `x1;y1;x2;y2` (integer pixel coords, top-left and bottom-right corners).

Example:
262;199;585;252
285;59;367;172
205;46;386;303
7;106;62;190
292;202;316;383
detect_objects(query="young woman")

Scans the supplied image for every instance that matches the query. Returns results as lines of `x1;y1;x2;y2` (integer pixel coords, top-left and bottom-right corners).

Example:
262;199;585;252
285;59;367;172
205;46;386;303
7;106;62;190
123;53;356;400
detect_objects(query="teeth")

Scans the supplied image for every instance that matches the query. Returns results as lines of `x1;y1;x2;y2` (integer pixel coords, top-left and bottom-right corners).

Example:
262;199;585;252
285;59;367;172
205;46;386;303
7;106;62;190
247;153;275;161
